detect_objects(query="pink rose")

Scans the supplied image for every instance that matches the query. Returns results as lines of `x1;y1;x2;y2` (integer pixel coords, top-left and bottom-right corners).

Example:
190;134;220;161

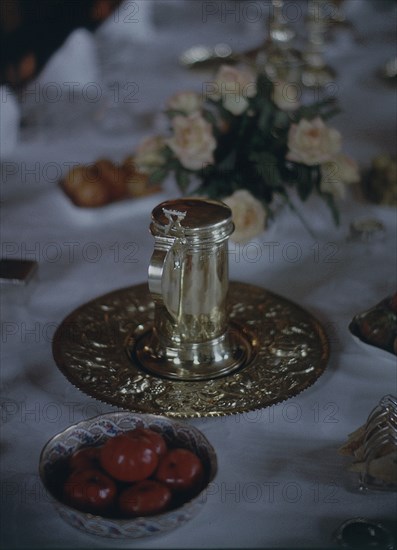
206;64;257;115
287;117;341;166
166;112;216;170
272;81;300;111
166;91;202;115
134;135;166;174
332;153;360;184
223;190;266;242
320;153;360;199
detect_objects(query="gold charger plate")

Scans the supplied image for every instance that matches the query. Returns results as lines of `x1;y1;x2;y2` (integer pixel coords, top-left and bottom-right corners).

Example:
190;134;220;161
52;282;329;417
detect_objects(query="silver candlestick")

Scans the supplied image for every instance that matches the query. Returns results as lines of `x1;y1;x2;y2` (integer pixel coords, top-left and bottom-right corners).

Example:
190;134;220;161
301;0;336;88
256;0;302;84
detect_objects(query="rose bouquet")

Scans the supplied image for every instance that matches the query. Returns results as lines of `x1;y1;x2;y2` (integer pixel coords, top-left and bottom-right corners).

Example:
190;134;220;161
134;64;359;241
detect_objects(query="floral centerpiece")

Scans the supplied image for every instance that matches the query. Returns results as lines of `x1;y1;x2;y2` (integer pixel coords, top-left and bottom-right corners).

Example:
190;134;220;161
134;64;359;241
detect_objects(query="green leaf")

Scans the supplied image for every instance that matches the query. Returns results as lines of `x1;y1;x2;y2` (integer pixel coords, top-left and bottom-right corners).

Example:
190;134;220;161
273;110;290;129
257;101;272;133
321;107;342;121
175;169;190;193
294;98;339;122
149;168;169;184
164;109;188;118
285;197;316;238
163;146;176;162
256;73;274;102
201;109;218;127
321;192;340;225
167;158;182;170
250;151;282;188
294;164;317;201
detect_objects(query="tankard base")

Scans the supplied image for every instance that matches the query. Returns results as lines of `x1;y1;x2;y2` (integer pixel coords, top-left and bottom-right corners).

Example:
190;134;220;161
132;323;253;381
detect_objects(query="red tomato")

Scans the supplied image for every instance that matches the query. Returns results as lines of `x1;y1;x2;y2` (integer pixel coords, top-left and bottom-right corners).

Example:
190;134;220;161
119;480;172;517
63;468;116;514
100;433;158;482
69;446;101;471
125;428;167;458
155;448;204;492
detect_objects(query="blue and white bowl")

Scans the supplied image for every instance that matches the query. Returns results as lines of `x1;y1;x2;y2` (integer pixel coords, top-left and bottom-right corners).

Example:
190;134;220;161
39;412;217;539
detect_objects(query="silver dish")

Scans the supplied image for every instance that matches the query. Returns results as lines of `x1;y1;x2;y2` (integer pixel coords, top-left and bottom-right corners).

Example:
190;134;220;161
52;282;329;417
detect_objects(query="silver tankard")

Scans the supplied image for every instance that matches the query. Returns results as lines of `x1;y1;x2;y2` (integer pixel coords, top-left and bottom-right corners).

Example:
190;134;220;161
135;198;250;380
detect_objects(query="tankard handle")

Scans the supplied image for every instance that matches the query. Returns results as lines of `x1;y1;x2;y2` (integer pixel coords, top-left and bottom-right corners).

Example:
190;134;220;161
148;241;169;305
148;208;187;320
148;236;186;322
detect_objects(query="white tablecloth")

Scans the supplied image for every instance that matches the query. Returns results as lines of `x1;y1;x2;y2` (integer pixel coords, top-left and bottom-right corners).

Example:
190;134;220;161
1;1;396;548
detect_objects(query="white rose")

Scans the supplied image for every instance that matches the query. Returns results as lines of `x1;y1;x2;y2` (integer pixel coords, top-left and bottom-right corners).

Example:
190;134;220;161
287;117;341;166
166;112;216;171
206;64;257;116
134;135;166;174
320;153;360;199
272;81;300;111
334;153;360;184
223;190;266;243
319;170;346;199
166;91;202;115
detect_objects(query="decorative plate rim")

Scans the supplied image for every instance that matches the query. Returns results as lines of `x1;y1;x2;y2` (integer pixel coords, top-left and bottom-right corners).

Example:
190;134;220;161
52;282;330;417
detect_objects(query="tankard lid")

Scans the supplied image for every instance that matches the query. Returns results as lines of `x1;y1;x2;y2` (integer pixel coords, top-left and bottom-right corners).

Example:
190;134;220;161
150;198;234;242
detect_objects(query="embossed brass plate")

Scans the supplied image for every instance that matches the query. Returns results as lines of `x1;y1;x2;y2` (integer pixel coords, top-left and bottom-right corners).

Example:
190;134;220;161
52;282;329;417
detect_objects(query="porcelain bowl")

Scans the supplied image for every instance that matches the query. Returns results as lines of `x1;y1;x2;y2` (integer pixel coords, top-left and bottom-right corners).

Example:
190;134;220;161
39;412;217;539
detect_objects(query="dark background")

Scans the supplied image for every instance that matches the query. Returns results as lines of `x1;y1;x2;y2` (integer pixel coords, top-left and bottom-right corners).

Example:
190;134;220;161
0;0;122;89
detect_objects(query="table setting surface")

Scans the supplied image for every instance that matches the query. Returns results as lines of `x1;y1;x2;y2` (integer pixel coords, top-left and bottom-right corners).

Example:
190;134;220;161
1;1;396;548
